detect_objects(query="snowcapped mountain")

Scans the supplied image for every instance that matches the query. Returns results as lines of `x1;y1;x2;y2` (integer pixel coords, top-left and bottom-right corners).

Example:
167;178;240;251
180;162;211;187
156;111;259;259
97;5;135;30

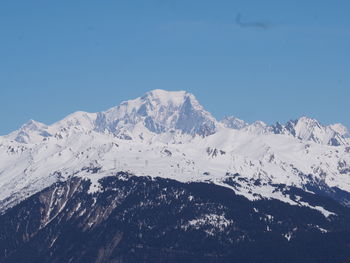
95;89;218;138
222;115;349;146
5;90;217;144
221;116;248;130
0;89;349;216
1;89;350;262
330;123;350;138
6;120;51;144
272;117;349;146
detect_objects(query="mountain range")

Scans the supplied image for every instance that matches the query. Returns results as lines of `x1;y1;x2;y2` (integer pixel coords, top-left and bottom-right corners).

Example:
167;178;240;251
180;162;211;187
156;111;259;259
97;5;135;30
1;89;350;262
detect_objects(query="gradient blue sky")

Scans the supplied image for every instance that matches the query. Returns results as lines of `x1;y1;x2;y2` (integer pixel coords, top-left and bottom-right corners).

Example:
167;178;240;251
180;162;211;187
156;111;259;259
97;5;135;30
1;0;349;135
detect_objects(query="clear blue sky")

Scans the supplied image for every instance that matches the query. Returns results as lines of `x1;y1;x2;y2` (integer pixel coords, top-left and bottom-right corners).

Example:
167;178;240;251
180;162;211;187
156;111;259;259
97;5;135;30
1;0;349;135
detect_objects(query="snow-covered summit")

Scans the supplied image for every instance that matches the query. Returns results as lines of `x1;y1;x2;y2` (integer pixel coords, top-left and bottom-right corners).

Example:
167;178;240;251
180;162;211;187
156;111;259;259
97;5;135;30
4;90;219;143
330;123;349;138
6;119;51;144
222;115;349;146
1;89;350;214
4;90;349;147
271;116;348;146
94;89;218;138
221;116;248;130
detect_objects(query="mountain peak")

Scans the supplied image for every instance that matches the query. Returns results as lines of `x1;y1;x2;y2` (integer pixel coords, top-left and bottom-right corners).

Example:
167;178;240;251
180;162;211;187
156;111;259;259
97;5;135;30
4;91;349;146
6;119;50;144
96;89;218;138
243;120;271;135
21;119;47;130
143;89;190;106
295;116;321;127
271;116;348;146
221;116;248;130
330;123;349;138
139;89;204;113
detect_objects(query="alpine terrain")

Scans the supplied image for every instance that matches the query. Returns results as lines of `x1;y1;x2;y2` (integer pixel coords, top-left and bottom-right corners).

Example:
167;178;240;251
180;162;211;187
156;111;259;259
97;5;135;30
1;89;350;263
